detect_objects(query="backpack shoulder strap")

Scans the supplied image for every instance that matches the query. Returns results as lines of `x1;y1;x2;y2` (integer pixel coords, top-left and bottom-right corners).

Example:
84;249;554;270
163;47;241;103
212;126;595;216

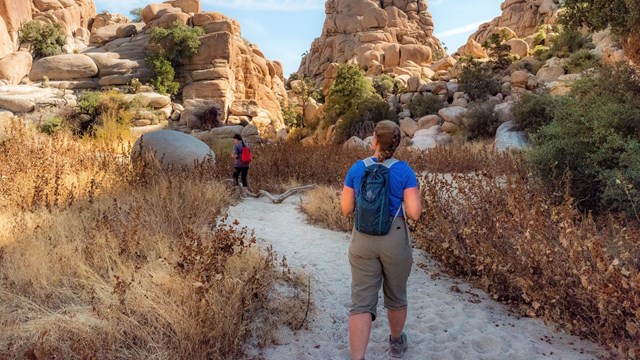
362;158;376;167
381;157;398;168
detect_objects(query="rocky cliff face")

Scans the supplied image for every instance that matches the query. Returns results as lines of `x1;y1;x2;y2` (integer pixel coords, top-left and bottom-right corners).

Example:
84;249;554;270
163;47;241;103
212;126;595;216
0;0;96;59
299;0;444;94
469;0;559;44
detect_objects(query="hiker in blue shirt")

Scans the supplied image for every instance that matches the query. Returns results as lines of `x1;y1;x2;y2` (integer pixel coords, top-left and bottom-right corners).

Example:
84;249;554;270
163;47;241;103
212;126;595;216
341;120;422;360
232;134;250;191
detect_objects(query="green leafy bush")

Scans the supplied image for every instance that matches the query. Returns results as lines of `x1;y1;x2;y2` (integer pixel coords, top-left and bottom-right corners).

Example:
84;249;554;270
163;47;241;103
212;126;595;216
333;95;393;144
513;93;568;133
324;64;374;125
38;116;64;135
19;21;65;59
282;102;304;129
565;49;599;73
459;61;501;100
147;53;180;96
372;74;396;97
129;8;142;22
409;94;445;118
464;100;501;140
146;21;204;95
527;64;640;216
72;90;146;138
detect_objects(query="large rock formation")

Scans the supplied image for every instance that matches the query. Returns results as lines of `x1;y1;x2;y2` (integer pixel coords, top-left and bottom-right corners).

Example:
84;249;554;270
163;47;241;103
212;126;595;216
469;0;559;44
299;0;444;94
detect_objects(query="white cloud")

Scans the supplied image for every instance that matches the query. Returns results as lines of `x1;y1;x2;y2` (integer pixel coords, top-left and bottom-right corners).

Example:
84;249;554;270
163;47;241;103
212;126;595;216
202;0;324;11
435;20;488;38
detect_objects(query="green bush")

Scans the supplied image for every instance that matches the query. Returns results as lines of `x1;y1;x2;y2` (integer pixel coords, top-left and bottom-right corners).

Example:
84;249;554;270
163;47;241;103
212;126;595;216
565;49;599;73
333;95;393;144
372;74;396;97
73;91;146;137
513;93;568;133
464;100;501;140
19;21;65;59
324;64;375;125
459;61;501;100
129;8;142;22
147;53;180;96
547;28;590;58
282;102;304;129
527;64;640;216
409;94;445;118
38;116;64;135
147;21;204;95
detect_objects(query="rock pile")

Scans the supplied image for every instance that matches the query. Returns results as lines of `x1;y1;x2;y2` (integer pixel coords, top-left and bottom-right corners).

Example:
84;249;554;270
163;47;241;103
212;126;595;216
299;0;445;95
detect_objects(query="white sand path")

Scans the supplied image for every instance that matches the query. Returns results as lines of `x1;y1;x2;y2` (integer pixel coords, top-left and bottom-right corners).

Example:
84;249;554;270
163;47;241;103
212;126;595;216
229;196;610;360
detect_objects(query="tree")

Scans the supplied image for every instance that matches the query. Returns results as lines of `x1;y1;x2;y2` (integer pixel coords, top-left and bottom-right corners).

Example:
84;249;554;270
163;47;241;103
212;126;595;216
561;0;640;61
129;8;143;22
324;64;375;125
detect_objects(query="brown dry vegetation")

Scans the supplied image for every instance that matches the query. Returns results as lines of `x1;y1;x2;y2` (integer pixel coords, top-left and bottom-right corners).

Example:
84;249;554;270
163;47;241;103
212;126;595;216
300;186;353;232
290;142;639;358
0;120;305;359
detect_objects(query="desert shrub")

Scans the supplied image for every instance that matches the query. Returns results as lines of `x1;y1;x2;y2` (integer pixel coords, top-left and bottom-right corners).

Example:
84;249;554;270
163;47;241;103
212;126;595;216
413;156;640;359
482;32;513;69
464;100;500;140
19;21;65;59
459;61;501;100
0;123;306;358
146;53;180;95
38;116;65;135
147;21;204;95
565;49;599;73
372;74;396;97
513;93;568;133
333;94;393;144
300;186;353;232
409;94;445;118
527;64;640;216
545;27;590;59
324;64;375;125
282;102;304;129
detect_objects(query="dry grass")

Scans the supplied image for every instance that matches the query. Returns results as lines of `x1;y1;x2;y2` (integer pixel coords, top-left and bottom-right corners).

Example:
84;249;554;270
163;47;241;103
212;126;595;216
0;120;305;359
300;186;353;232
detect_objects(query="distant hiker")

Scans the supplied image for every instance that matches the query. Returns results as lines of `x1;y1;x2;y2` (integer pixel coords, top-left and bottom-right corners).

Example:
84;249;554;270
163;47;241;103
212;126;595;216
232;134;251;193
340;120;422;360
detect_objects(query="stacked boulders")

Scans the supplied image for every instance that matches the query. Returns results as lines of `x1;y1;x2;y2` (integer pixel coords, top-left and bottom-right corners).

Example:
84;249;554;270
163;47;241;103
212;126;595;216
299;0;445;95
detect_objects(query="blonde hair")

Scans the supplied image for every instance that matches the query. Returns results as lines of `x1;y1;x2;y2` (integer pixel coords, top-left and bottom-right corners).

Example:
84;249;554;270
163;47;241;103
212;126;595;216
374;120;401;162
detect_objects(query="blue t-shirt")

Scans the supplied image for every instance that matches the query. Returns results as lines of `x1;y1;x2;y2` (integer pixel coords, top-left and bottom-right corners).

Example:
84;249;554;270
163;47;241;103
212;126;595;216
344;157;418;218
234;142;249;168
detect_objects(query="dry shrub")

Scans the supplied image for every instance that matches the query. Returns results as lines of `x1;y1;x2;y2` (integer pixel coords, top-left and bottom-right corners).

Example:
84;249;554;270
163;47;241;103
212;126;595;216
412;151;640;358
0;121;305;359
300;186;353;232
213;142;371;193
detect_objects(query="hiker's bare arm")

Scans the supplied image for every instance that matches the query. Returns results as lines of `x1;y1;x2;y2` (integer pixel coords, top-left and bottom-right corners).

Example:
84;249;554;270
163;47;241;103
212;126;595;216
341;186;355;216
403;187;422;220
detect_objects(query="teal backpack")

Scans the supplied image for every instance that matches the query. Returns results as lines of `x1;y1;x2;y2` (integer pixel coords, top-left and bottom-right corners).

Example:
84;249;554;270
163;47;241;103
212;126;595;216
355;157;400;236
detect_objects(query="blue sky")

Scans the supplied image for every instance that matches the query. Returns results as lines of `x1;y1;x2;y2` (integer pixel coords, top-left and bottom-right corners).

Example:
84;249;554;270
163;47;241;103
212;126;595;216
94;0;504;76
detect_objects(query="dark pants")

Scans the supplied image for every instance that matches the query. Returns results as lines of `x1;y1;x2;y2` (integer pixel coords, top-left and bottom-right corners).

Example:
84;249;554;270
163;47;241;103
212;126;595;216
233;167;249;187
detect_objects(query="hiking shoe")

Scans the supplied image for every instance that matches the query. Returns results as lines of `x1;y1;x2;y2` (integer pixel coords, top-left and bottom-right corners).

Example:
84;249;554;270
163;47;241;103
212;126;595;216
389;332;408;358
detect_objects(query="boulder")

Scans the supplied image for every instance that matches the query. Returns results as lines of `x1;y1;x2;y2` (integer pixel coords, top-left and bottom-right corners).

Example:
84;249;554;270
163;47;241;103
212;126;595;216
417;115;442;129
536;64;565;83
141;3;173;24
495;121;530;152
399;117;418;137
90;12;130;31
128;92;171;109
437;106;467;128
0;52;32;85
132;130;215;170
431;56;457;72
494;102;514;123
344;136;367;149
168;0;200;14
230;99;259;117
457;38;488;59
29;54;98;81
0;16;13;60
505;38;529;58
205;125;243;139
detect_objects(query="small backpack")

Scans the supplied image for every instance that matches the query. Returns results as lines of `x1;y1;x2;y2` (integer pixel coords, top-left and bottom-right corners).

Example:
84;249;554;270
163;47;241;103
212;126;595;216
355;157;399;236
240;144;252;163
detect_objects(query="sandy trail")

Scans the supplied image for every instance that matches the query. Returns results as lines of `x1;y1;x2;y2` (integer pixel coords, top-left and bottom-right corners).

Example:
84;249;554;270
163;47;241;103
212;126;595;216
229;196;609;360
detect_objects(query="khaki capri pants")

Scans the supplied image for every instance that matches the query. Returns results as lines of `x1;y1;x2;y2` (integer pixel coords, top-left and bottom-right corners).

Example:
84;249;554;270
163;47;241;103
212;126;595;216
348;217;413;321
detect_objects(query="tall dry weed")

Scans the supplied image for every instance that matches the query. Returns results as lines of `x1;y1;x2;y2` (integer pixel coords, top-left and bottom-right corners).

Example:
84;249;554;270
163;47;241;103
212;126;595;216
300;186;353;232
0;121;305;359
